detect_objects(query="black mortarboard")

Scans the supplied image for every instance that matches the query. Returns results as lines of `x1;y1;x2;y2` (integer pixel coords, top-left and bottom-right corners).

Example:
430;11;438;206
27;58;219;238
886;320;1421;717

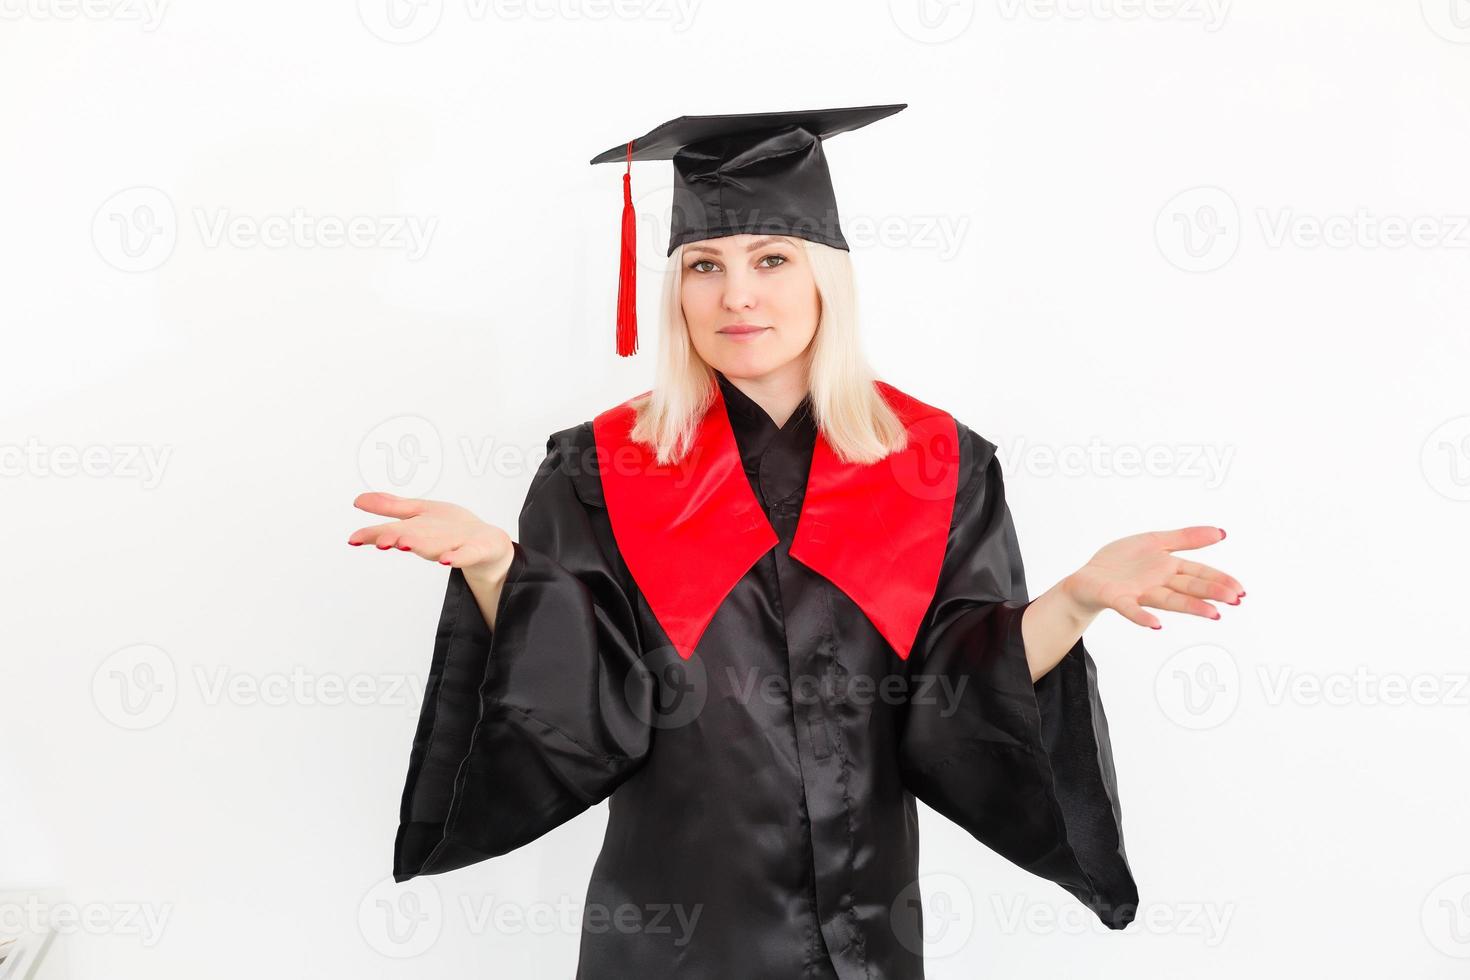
590;103;907;356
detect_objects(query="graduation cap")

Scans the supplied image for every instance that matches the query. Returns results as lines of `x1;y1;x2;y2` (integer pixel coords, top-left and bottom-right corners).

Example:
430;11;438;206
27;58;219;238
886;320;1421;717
590;103;908;357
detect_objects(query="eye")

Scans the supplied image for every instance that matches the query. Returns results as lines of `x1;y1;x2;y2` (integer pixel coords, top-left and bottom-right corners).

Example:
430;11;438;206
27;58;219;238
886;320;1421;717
688;259;717;273
758;253;788;269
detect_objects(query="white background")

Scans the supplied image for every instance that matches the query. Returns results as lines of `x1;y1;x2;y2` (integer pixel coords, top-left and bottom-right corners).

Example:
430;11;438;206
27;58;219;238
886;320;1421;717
3;0;1469;977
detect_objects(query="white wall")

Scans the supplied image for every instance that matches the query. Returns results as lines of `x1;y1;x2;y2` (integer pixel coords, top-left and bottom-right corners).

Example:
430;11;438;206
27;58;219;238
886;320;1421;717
2;1;1468;977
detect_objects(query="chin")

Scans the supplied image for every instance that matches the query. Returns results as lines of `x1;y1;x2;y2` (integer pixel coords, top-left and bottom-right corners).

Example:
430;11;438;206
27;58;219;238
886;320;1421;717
712;350;781;377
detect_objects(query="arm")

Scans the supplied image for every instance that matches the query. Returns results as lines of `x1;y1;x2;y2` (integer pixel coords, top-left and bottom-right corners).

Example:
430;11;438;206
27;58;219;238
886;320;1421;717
392;426;654;882
462;547;515;632
898;423;1139;929
1021;524;1244;684
1021;582;1096;684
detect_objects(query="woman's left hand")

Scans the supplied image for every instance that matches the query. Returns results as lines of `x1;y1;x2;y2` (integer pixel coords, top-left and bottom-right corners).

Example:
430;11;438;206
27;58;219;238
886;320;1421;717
1061;525;1243;630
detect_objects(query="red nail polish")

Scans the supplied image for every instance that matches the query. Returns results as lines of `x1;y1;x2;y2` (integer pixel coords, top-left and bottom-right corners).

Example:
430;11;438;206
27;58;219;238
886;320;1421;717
1151;624;1161;630
376;544;390;550
439;559;452;565
1218;528;1227;540
348;540;362;546
397;544;411;551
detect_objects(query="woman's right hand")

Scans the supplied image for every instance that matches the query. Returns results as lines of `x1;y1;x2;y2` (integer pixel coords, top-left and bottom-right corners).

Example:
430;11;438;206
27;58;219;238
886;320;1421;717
348;492;514;581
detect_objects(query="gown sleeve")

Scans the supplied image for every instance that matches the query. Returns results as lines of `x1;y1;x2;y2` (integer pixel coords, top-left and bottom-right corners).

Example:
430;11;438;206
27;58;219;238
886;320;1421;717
898;422;1139;929
392;425;655;882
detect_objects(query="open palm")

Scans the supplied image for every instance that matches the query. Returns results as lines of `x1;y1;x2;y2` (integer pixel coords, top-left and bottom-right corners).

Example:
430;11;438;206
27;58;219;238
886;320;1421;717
347;491;512;573
1063;525;1243;630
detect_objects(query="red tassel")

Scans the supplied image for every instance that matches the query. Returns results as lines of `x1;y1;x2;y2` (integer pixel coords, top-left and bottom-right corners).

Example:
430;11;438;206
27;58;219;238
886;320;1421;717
615;140;638;357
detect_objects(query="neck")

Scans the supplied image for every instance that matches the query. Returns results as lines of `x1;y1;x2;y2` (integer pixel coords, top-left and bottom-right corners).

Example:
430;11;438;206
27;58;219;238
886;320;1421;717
720;357;810;429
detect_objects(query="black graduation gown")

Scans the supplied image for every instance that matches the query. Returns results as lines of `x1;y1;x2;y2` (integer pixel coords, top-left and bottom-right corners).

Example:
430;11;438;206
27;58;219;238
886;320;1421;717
392;371;1138;978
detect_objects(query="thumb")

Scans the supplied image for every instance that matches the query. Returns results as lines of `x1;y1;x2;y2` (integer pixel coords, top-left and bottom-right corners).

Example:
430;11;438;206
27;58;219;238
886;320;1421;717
353;490;425;518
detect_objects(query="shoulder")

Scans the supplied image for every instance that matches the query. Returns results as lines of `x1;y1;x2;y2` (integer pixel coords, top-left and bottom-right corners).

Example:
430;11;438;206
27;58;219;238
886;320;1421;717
874;378;950;430
871;379;1007;529
950;418;1003;519
534;420;605;509
876;378;1000;481
591;388;653;430
875;379;996;457
545;419;595;456
951;418;999;477
538;386;660;509
881;380;1004;522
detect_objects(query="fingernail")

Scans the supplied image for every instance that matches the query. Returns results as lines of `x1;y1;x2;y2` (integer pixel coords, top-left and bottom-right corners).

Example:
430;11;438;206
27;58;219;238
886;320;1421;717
376;544;391;550
1229;598;1240;605
1218;527;1227;539
397;544;411;551
1151;624;1162;630
1210;611;1221;620
1238;591;1246;598
439;559;452;565
348;540;362;546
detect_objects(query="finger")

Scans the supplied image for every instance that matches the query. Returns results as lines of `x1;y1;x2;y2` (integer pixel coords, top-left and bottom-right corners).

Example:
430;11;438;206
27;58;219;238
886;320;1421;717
1112;596;1163;630
1168;573;1242;605
437;546;476;566
389;534;438;557
347;520;409;548
395;535;466;562
437;541;489;567
1140;585;1220;621
376;528;407;551
353;492;430;520
1175;559;1245;598
438;537;496;567
1150;525;1227;554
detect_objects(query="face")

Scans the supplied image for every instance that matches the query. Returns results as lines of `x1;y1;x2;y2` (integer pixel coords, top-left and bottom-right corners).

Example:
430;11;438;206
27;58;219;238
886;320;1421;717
679;234;820;383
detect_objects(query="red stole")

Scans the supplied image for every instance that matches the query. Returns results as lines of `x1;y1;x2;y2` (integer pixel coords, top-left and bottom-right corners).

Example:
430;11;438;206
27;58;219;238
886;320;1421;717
591;380;960;661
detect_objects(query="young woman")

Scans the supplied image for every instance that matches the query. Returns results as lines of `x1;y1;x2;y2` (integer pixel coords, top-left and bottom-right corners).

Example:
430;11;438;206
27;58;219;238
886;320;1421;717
348;107;1243;978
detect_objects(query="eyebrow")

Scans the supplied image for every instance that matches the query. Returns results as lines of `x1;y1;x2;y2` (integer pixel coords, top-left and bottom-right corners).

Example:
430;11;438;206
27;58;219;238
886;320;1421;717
684;236;793;257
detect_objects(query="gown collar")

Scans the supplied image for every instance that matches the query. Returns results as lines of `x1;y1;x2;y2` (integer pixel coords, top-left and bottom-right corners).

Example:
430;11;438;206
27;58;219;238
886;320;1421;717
592;373;960;662
714;370;817;510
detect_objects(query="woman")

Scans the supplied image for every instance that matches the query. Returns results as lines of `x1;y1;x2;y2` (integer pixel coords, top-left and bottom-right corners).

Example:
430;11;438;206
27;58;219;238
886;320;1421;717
348;106;1243;978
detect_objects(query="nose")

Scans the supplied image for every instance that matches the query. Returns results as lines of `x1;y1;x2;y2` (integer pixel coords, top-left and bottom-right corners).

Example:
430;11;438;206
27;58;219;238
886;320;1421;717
720;265;758;311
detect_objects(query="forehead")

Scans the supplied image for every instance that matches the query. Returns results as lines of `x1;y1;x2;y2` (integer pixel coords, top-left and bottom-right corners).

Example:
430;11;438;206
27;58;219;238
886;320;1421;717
684;235;798;254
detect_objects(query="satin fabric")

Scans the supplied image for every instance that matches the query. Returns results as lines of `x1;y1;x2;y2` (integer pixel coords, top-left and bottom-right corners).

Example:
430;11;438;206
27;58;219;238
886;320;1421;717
586;104;908;255
592;374;959;662
393;372;1138;977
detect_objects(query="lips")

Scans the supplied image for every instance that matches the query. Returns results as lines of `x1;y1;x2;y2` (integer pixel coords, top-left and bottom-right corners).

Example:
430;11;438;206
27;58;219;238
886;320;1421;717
718;325;770;335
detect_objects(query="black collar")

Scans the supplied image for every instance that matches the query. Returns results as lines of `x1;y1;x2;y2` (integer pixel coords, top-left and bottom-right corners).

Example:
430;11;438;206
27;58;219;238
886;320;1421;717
714;370;817;510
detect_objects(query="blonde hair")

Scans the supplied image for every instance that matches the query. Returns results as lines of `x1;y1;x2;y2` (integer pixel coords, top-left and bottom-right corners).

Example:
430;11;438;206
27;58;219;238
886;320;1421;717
627;238;908;467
